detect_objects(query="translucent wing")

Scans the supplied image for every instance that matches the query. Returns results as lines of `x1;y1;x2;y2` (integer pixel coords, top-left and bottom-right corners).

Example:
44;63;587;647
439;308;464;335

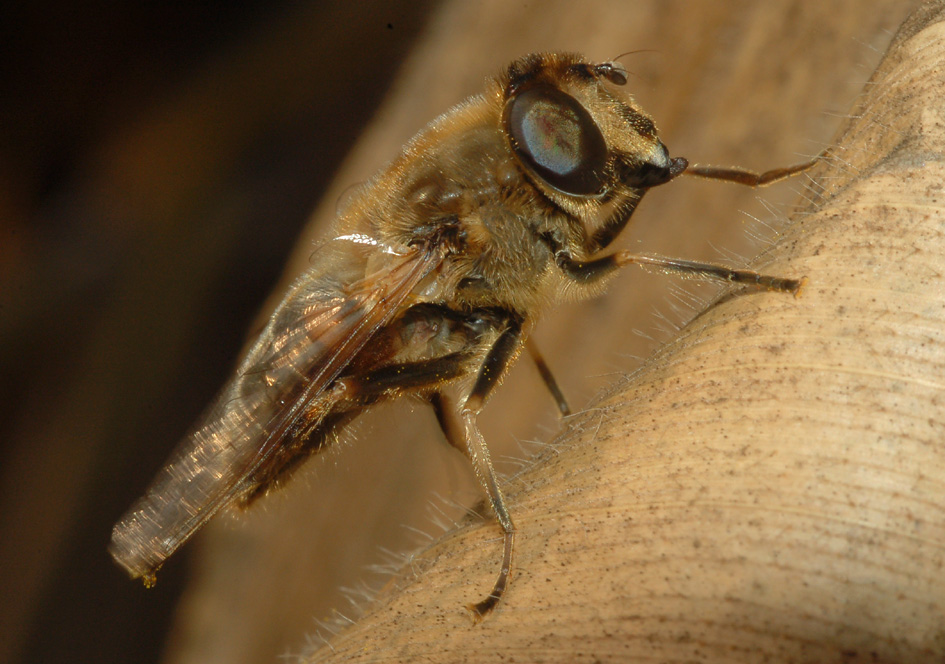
110;236;445;581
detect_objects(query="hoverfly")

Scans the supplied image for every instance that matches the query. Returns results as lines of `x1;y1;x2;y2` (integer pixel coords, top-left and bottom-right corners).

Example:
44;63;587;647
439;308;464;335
110;52;813;618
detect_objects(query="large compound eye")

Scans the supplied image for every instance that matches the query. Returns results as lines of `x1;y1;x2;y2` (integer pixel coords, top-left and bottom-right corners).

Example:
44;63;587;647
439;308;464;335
507;85;608;196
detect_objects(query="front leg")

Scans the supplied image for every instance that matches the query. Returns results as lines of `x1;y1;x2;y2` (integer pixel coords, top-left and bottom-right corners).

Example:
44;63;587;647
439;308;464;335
543;233;804;295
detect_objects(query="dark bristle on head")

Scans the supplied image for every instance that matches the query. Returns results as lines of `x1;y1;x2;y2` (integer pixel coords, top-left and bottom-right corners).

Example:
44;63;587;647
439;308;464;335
570;63;599;81
505;53;546;93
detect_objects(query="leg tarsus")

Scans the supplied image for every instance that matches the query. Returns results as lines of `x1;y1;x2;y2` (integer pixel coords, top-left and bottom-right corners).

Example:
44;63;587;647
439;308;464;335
469;529;514;621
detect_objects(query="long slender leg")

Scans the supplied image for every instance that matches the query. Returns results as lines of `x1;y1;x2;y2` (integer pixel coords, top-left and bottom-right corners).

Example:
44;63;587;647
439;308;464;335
547;233;804;295
684;153;822;186
525;338;570;417
457;314;523;619
613;253;806;294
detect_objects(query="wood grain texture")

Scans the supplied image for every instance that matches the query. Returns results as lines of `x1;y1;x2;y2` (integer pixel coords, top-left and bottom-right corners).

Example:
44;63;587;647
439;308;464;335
162;2;941;663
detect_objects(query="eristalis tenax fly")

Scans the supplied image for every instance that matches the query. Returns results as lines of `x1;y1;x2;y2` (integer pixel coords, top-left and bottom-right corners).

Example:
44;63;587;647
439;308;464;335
110;52;814;618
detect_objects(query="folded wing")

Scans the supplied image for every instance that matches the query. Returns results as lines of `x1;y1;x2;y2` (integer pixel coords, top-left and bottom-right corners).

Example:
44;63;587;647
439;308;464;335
110;238;445;581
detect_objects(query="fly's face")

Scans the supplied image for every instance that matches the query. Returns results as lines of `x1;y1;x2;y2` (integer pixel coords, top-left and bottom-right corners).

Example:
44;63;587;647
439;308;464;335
498;53;687;235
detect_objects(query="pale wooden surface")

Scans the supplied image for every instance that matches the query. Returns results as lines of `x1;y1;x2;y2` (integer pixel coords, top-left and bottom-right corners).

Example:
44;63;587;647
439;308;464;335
161;2;938;663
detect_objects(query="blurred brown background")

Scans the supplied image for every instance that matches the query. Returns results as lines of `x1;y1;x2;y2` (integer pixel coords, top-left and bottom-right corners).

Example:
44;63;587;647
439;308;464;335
0;1;919;663
0;3;433;663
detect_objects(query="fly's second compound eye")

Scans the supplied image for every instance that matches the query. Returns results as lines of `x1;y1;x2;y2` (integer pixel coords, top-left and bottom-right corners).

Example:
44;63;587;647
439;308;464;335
506;85;609;196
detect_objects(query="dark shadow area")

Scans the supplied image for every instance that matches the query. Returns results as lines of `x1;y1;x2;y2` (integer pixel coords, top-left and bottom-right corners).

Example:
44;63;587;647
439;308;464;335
0;2;435;663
